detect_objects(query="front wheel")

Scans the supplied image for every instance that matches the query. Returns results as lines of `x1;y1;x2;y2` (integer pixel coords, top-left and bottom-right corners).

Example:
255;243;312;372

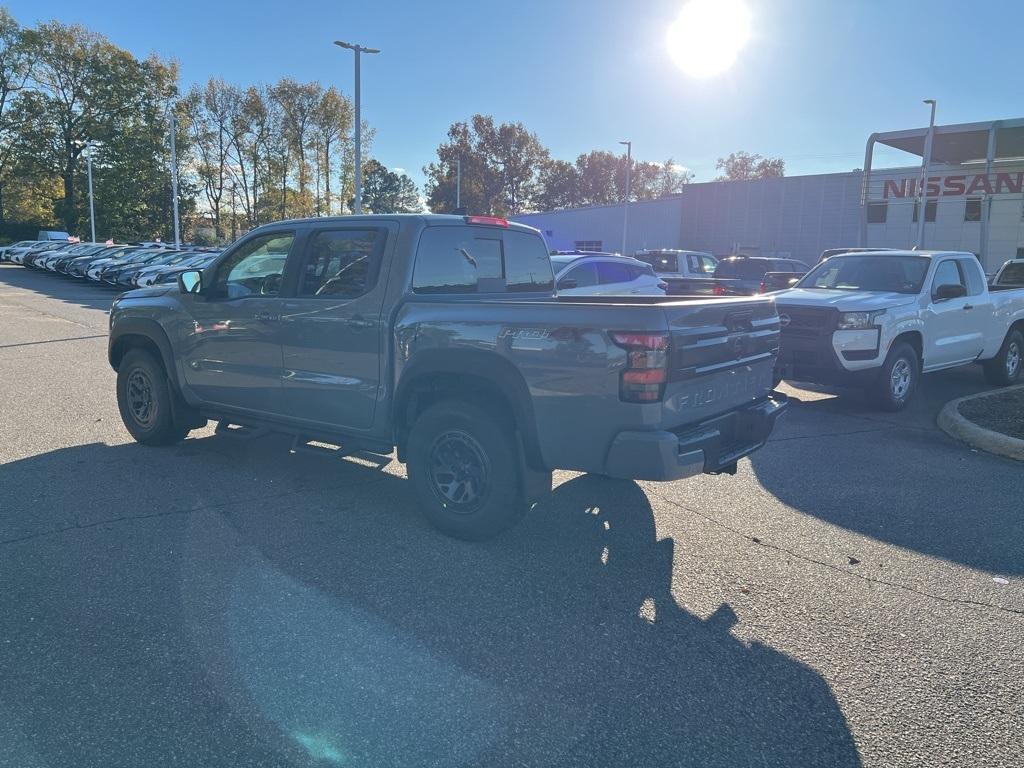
982;329;1023;386
116;349;190;446
407;400;524;540
871;342;920;412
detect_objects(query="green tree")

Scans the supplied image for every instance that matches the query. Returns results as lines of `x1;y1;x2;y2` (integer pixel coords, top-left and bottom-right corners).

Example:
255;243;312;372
715;151;785;181
424;115;548;215
360;159;420;213
0;9;33;223
20;21;162;233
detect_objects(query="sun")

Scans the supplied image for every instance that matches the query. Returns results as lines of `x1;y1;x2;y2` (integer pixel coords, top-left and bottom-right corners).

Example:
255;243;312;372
667;0;753;79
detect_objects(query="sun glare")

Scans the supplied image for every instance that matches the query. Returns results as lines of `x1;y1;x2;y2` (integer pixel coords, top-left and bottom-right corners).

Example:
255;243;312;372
667;0;753;79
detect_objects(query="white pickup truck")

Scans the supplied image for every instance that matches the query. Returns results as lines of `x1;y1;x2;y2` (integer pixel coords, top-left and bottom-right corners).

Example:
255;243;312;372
774;250;1024;410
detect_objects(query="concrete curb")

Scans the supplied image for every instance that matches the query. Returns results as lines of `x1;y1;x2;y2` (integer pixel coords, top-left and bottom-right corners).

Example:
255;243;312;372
937;384;1024;462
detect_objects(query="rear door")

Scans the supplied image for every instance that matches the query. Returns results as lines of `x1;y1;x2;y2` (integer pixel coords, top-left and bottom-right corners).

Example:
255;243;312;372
924;258;986;368
278;224;396;430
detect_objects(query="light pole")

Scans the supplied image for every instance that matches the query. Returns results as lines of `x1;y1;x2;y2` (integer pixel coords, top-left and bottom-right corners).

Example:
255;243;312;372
168;111;181;247
456;156;461;210
619;140;632;256
85;140;97;243
916;99;936;249
334;39;380;215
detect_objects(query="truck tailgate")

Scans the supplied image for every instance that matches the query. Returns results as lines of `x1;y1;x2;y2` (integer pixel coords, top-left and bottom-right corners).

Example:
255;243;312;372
661;297;781;427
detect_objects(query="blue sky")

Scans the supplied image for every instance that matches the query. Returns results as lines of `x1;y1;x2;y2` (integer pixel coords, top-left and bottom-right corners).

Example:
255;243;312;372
12;0;1024;189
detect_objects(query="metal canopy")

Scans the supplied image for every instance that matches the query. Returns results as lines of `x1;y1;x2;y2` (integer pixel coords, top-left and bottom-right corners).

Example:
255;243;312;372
873;118;1024;164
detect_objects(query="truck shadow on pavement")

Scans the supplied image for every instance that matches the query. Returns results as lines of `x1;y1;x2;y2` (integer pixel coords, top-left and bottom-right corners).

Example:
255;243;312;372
0;435;860;768
751;388;1024;575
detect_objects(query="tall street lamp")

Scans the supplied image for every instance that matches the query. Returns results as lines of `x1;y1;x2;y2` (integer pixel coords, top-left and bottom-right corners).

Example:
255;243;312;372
619;140;632;256
168;110;181;247
74;138;98;242
334;39;380;215
916;99;936;249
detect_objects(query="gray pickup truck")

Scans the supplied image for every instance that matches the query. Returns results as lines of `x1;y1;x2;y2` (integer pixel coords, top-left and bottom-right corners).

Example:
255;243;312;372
109;215;788;539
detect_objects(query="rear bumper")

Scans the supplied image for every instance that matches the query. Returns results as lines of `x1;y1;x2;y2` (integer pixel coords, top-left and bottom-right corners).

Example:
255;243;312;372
603;393;789;481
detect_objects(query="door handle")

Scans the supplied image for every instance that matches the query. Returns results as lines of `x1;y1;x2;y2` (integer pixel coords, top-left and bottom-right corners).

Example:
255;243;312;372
963;304;974;310
253;311;279;322
349;317;374;330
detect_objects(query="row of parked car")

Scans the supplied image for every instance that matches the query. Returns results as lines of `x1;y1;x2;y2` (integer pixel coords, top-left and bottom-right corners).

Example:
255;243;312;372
550;248;814;298
0;239;221;288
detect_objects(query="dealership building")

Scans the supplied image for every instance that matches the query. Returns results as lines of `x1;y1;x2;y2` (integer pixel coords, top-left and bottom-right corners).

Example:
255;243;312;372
513;119;1024;273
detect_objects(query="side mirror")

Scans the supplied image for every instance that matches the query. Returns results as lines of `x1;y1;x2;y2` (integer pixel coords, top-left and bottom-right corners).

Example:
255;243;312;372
178;269;203;294
557;278;577;290
934;283;966;301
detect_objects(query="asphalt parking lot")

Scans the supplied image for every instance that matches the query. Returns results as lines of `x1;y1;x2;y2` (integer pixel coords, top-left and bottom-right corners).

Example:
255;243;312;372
1;262;1021;768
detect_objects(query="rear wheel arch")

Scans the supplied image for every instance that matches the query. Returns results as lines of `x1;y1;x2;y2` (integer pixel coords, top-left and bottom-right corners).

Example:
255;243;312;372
394;351;544;469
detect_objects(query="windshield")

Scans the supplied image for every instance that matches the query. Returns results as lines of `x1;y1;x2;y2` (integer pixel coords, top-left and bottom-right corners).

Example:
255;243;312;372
798;255;929;294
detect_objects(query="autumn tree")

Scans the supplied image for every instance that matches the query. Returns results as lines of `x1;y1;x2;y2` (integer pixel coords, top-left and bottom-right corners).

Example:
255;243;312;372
424;115;548;215
715;151;785;181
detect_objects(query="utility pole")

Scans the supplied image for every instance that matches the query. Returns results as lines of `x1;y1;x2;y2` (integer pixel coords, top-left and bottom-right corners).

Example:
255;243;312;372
334;40;380;215
619;140;632;256
169;112;181;247
916;99;936;249
456;157;462;210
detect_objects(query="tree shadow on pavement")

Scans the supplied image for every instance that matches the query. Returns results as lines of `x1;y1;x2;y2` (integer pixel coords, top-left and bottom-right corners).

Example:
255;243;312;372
0;435;861;767
0;263;119;314
751;393;1024;575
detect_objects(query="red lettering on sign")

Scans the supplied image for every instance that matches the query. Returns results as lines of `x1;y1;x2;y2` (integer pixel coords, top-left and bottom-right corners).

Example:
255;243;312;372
926;176;941;197
995;172;1023;194
943;176;967;196
883;180;907;199
966;174;993;195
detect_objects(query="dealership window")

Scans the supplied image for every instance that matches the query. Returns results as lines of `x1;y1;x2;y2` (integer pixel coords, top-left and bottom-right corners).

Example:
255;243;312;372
574;240;603;252
964;198;982;222
866;202;887;224
912;200;937;223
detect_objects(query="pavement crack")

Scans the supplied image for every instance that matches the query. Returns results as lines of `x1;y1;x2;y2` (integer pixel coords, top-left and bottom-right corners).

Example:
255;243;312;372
647;490;1024;618
0;334;107;350
768;425;895;443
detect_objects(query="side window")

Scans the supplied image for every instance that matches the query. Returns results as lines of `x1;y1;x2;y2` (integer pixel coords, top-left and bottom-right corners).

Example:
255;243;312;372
932;260;964;295
215;232;294;299
413;227;503;293
563;262;598;288
867;202;888;224
504;230;554;292
298;229;384;298
957;258;985;296
701;255;717;273
597;262;632;285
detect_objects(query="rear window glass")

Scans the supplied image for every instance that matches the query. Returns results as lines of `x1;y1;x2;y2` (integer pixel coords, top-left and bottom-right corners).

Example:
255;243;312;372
597;261;632;285
413;227;552;294
715;259;769;279
636;253;677;273
997;263;1024;285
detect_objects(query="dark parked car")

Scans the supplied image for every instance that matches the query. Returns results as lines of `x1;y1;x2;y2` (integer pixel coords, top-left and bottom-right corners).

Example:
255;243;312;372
712;256;811;296
109;214;788;540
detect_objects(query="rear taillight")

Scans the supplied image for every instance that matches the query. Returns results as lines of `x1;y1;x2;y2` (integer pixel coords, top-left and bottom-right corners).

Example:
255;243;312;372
611;332;669;403
712;284;726;296
465;215;509;228
759;281;767;293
